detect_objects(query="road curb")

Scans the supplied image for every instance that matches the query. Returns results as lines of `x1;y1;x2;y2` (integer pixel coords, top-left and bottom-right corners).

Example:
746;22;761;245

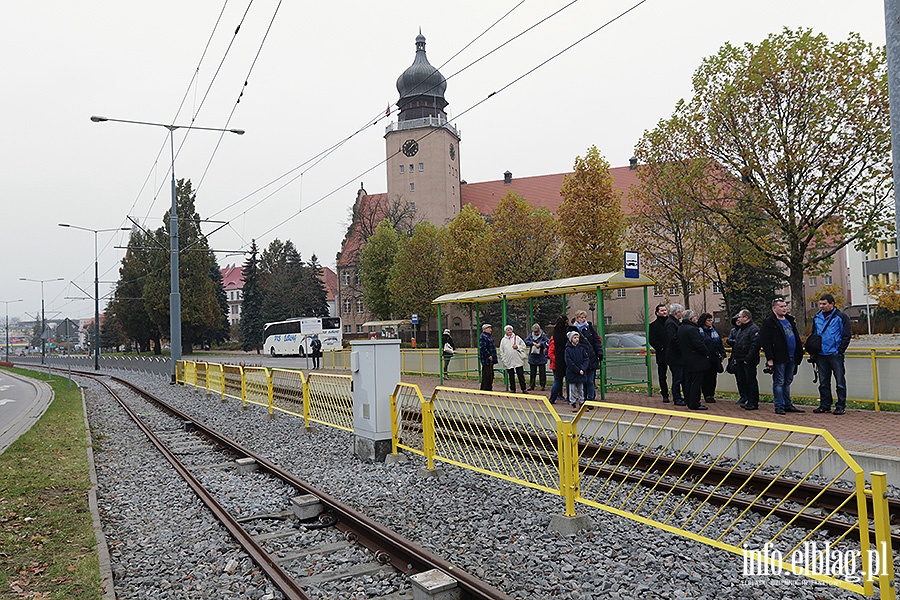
81;386;116;600
0;368;53;455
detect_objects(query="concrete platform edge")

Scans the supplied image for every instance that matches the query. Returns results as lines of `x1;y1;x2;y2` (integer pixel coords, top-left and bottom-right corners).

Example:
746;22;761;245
81;387;116;600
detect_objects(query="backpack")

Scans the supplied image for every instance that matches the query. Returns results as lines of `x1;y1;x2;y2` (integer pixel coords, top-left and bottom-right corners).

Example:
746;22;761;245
804;310;837;356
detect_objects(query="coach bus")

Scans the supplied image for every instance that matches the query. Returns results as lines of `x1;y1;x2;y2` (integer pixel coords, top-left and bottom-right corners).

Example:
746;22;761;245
263;317;342;357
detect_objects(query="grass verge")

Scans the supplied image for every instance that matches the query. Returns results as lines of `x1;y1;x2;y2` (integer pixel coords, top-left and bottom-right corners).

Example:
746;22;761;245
0;367;99;599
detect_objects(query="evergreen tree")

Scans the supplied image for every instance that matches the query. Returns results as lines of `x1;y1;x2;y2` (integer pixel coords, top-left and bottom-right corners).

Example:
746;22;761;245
302;254;330;317
239;240;264;353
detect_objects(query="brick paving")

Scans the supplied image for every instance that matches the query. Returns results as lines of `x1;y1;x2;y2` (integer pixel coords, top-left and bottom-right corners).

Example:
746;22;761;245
398;373;900;455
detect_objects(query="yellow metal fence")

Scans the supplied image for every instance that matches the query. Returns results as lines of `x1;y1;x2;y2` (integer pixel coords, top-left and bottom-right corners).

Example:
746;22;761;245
391;384;896;598
178;360;352;430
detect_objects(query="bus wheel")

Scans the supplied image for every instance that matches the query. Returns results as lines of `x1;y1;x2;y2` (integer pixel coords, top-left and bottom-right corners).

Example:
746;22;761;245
270;347;276;358
299;348;306;357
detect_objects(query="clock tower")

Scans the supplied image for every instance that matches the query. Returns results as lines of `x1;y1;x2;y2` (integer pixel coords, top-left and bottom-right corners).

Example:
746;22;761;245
385;32;461;225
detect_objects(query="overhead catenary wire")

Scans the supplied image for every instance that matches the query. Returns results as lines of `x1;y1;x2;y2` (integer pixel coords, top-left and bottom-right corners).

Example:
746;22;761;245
241;0;650;249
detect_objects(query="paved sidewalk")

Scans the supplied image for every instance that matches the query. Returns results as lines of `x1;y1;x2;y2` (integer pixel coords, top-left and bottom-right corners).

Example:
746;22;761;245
400;373;900;452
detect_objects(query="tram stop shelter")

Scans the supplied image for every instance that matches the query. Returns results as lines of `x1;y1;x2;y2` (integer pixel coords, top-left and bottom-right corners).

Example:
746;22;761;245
433;271;656;396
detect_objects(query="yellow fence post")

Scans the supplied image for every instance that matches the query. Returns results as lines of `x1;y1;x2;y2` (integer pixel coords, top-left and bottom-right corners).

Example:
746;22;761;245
871;349;881;412
561;419;577;517
302;374;311;428
422;396;435;471
203;362;210;395
390;390;399;455
870;472;896;599
240;366;247;408
267;368;274;415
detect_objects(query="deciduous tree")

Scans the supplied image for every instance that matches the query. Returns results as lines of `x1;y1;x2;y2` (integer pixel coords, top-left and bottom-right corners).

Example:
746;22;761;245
359;219;400;319
489;191;559;285
389;222;447;342
557;146;625;277
675;28;892;330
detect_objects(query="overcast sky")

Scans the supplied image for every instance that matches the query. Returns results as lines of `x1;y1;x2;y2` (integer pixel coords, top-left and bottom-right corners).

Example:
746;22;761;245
1;0;888;322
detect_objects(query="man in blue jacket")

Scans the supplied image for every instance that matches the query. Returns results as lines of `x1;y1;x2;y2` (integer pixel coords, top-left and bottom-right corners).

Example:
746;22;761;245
479;323;498;391
811;294;852;415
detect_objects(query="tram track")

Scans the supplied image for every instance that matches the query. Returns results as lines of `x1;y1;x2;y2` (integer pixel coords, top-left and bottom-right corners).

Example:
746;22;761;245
79;371;513;600
398;407;900;546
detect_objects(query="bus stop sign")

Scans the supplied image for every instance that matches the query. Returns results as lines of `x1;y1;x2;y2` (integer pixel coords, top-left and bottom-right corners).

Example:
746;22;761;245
411;313;418;324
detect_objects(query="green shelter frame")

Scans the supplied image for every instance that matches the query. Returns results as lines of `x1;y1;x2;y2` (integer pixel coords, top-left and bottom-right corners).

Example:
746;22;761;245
434;271;657;397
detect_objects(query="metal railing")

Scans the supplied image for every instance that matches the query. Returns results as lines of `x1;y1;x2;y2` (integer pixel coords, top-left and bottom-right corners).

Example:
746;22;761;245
390;384;896;598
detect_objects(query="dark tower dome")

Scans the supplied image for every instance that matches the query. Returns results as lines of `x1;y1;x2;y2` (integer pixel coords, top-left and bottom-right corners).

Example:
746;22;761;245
396;31;448;121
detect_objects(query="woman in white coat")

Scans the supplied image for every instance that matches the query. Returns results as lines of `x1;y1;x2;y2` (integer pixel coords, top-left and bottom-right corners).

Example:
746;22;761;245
499;325;528;393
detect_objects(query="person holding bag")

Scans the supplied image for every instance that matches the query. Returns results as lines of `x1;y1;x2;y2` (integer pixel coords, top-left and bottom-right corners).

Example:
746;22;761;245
441;329;455;377
698;313;726;404
524;324;550;391
499;325;528;393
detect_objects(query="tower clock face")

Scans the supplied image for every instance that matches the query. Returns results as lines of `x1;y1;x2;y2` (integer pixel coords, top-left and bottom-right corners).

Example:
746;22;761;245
449;143;455;161
401;139;419;157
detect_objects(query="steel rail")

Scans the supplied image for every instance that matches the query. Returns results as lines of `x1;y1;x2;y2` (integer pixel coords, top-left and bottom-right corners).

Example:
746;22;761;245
101;374;513;600
91;376;311;600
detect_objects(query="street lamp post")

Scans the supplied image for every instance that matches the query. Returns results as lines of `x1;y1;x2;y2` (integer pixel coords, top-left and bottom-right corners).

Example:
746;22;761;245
1;300;23;363
91;115;244;383
19;278;64;365
58;224;130;370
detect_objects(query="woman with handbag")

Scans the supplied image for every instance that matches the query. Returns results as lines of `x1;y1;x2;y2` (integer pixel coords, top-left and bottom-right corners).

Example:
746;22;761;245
699;313;726;403
499;325;528;393
441;329;455;377
524;324;550;391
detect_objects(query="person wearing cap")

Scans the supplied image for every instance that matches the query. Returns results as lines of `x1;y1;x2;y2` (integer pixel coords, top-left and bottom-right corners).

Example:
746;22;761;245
479;323;498;391
499;325;528;393
524;323;550;391
564;330;590;410
441;329;455;377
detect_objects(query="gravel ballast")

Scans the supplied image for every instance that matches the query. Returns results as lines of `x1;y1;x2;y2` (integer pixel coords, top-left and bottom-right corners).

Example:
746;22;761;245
85;370;899;599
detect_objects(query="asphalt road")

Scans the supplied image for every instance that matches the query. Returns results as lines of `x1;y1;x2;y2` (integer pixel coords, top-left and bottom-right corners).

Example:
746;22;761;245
0;370;52;455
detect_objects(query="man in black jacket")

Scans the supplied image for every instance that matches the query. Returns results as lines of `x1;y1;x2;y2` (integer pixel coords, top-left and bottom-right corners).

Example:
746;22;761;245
760;298;805;415
676;310;710;411
732;309;762;410
648;304;670;403
664;303;686;406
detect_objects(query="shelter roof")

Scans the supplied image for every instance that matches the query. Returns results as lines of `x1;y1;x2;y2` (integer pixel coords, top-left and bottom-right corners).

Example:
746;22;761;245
432;271;655;305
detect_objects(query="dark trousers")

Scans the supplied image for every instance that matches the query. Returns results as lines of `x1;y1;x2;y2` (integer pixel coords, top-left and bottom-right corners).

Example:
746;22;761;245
481;362;494;391
816;354;847;411
656;359;669;399
549;368;566;402
735;362;760;408
668;363;685;402
683;369;704;409
312;355;320;369
507;366;526;393
529;363;547;389
701;366;718;400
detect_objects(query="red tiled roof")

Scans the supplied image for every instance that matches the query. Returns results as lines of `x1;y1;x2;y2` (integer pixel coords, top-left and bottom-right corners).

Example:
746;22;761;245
337;192;389;267
221;264;244;291
320;266;337;301
460;165;643;215
219;263;336;299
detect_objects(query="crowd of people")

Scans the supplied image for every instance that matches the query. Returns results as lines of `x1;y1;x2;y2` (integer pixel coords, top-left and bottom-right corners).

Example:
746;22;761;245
472;292;851;415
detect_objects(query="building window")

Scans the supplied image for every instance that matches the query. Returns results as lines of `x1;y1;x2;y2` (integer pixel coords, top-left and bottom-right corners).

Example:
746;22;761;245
653;285;664;297
712;281;724;294
410;182;415;192
343;299;351;314
355;272;360;285
356;299;364;313
809;276;817;287
342;271;350;285
668;286;680;296
357;324;364;333
603;316;613;326
616;288;627;299
419;162;424;172
409;164;414;172
399;165;404;173
824;275;833;286
344;325;351;334
231;305;237;314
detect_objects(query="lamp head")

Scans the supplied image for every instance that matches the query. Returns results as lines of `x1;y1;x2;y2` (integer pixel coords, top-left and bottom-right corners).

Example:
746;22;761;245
58;223;70;228
230;129;245;135
90;116;108;123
